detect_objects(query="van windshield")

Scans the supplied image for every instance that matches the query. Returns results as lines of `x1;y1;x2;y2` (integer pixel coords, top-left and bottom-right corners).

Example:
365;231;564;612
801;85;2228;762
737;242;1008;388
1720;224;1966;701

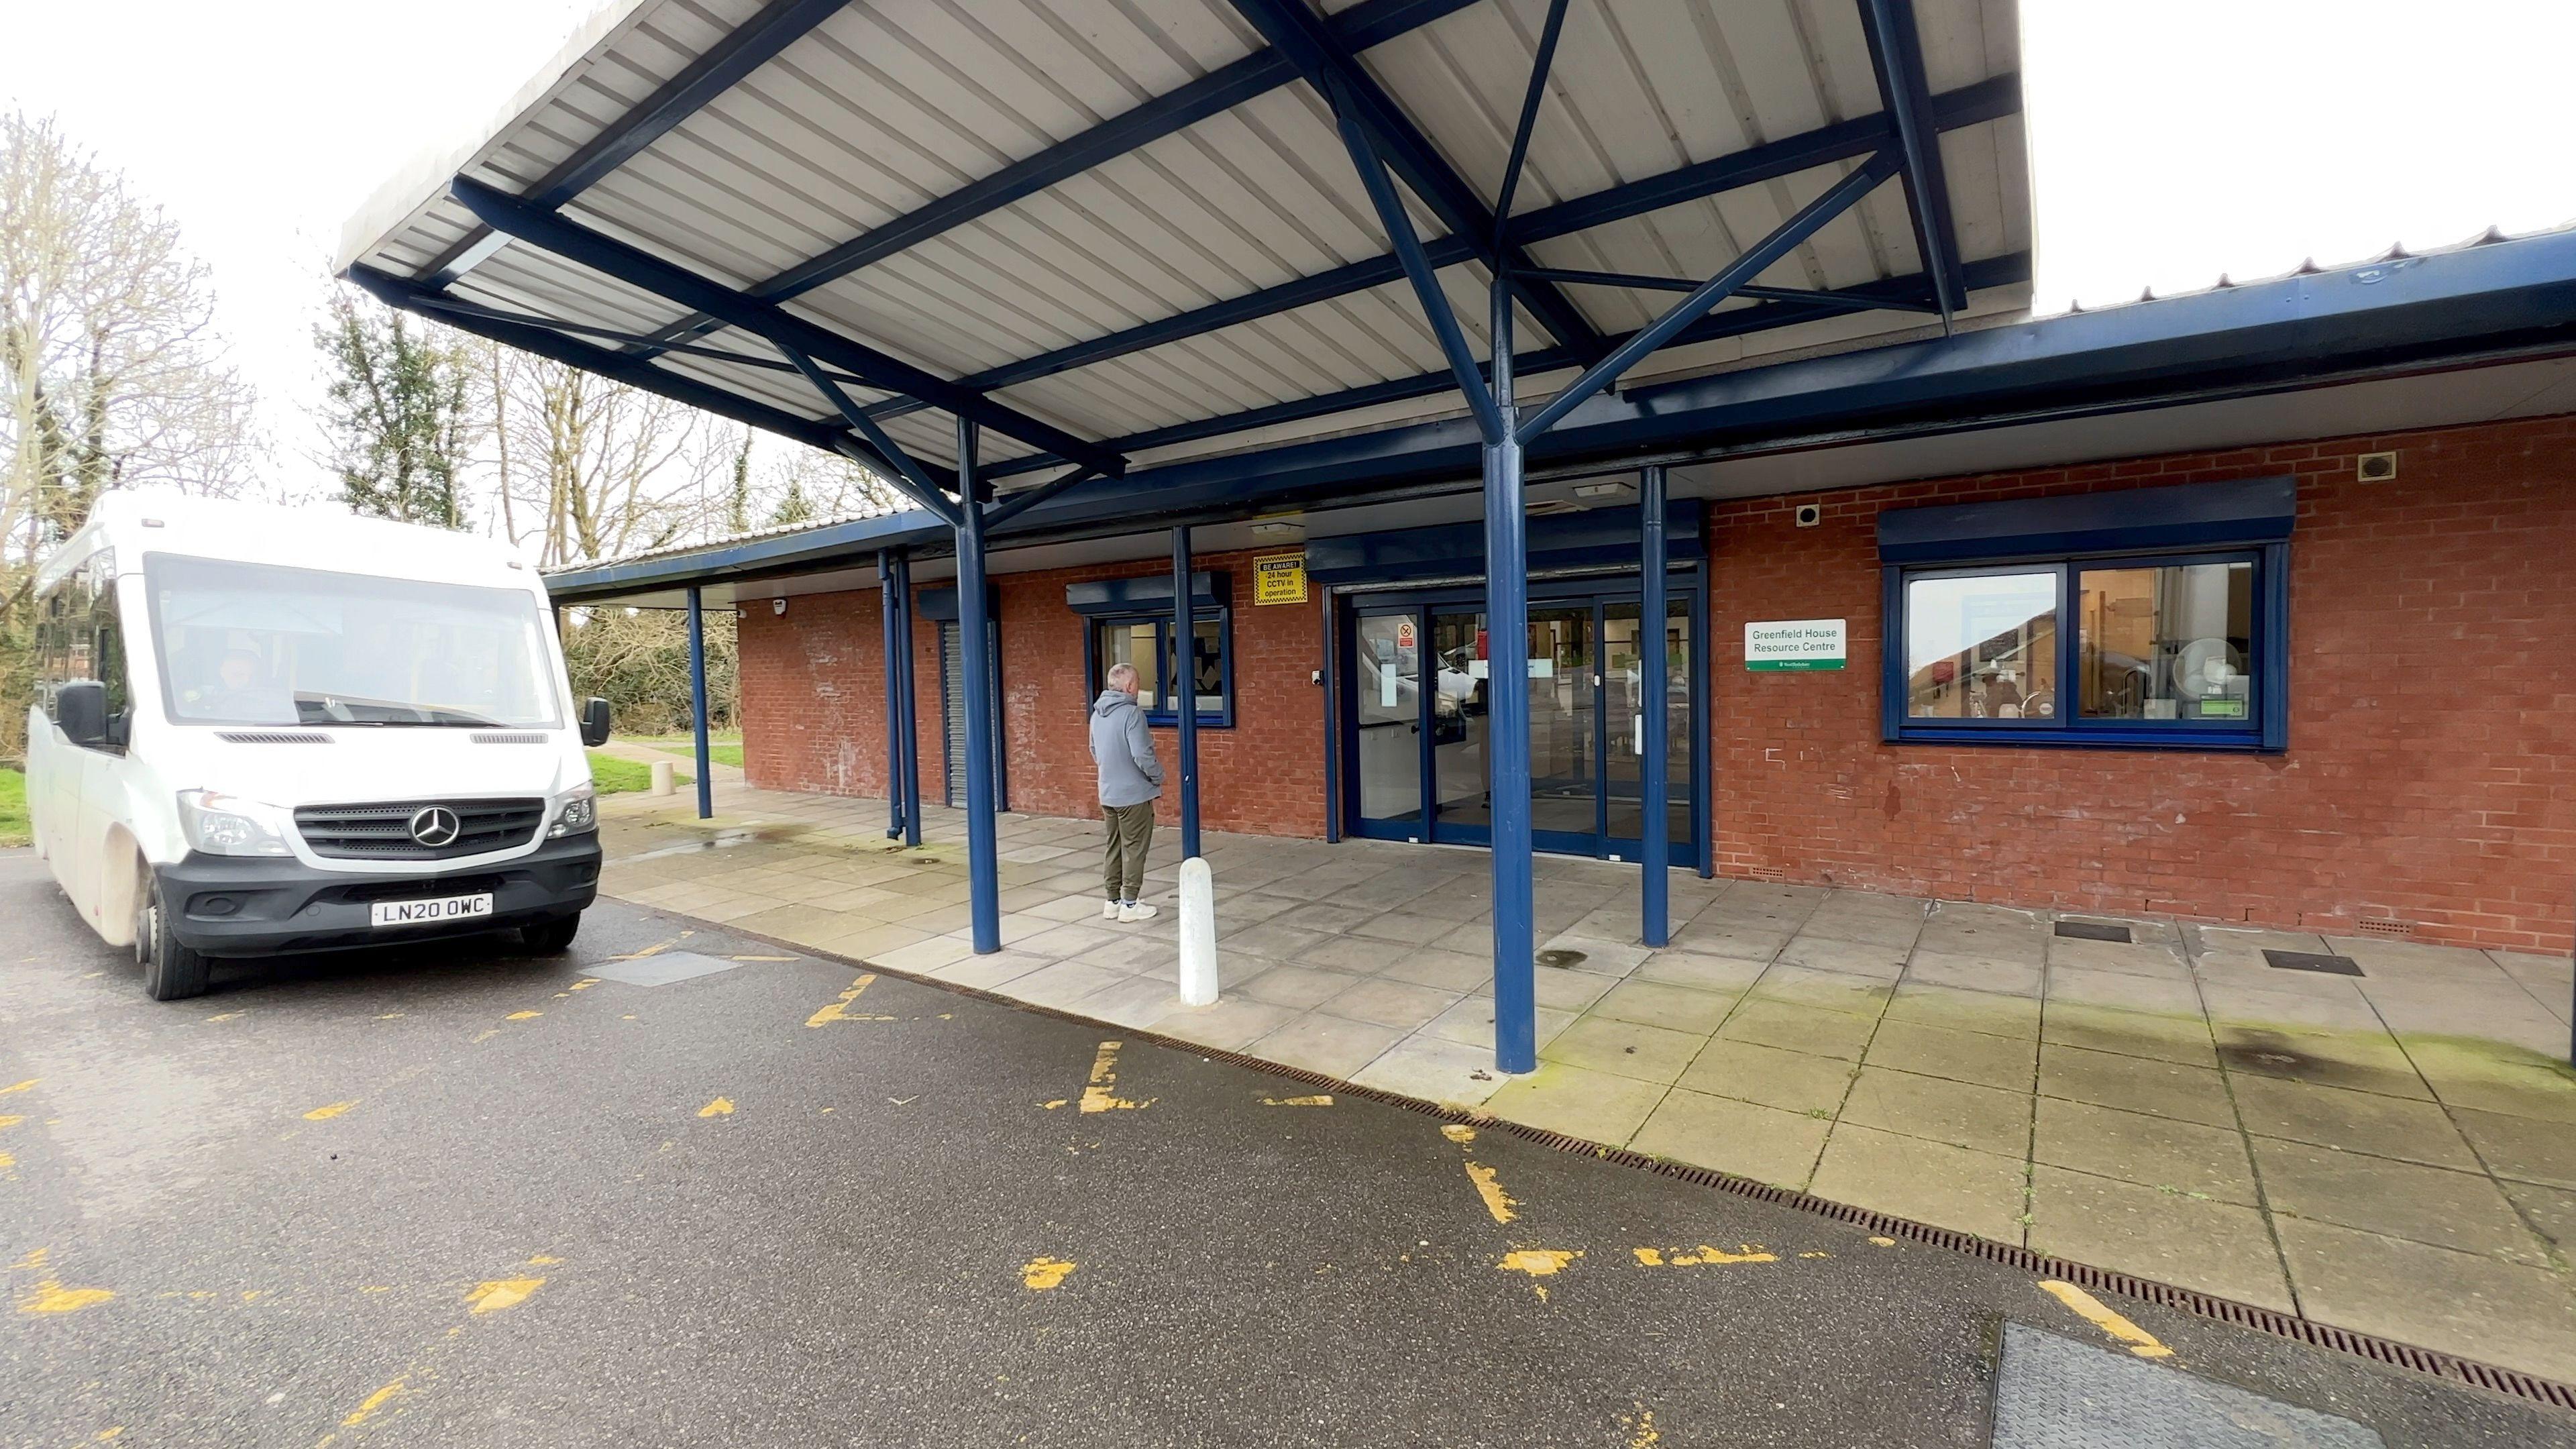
145;553;560;729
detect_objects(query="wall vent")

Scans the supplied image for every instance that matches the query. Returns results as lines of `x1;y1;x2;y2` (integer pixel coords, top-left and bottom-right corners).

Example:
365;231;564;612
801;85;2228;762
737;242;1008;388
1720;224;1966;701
2352;917;2414;938
2356;450;2398;482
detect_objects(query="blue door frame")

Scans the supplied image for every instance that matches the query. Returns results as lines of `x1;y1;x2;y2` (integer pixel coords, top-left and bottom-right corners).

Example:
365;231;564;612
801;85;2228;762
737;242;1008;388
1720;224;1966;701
1334;569;1708;865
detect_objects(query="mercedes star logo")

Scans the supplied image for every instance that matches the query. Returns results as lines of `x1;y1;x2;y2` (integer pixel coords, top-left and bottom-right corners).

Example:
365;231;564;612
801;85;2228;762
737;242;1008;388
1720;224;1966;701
408;806;462;848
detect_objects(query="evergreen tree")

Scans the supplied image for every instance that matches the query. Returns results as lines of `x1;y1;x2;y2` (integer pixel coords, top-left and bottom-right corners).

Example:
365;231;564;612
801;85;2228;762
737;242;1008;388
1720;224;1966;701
726;431;753;533
768;476;812;528
315;288;473;527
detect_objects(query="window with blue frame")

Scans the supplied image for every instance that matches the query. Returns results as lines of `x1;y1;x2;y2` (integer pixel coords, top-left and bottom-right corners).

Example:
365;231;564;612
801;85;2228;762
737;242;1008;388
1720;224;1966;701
1086;612;1231;727
1878;478;2292;751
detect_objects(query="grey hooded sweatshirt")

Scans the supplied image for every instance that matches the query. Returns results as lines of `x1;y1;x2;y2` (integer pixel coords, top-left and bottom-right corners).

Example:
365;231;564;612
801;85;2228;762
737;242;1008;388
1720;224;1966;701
1089;689;1164;807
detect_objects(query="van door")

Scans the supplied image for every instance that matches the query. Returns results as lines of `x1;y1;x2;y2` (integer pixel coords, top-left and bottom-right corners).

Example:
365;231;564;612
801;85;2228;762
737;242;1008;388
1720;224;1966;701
58;558;136;929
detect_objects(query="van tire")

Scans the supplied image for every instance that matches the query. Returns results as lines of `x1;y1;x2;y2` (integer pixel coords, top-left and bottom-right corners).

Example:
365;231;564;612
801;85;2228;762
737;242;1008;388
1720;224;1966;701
136;885;213;1002
521;915;580;954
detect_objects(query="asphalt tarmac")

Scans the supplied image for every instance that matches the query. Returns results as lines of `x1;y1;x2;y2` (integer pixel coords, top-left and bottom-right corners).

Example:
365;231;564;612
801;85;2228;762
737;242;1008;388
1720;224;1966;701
1;849;2567;1448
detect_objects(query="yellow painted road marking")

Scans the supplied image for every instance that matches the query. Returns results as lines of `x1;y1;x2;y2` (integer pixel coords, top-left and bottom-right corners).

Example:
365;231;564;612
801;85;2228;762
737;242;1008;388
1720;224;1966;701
18;1279;115;1314
1262;1095;1333;1107
341;1376;407;1425
1440;1123;1477;1142
207;1011;246;1022
610;936;681;961
1620;1407;1660;1447
1040;1099;1069;1110
528;1255;562;1267
1078;1041;1150;1113
9;1248;48;1271
1464;1162;1519;1224
0;1079;34;1094
1632;1244;1776;1267
570;979;600;989
504;1010;543;1022
0;1114;21;1129
464;1277;545;1315
303;1102;358;1121
94;1429;125;1442
698;1097;735;1118
1498;1248;1578;1277
806;973;894;1026
2039;1280;2174;1358
0;1150;13;1168
1868;1236;1897;1246
1020;1257;1077;1291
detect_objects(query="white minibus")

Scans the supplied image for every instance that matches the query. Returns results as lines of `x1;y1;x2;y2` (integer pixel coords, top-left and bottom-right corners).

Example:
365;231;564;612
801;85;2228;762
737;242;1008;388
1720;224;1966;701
24;494;612;1000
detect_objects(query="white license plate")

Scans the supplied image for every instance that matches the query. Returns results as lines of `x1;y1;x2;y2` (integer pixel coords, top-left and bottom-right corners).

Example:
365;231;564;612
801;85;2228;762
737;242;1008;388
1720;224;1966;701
370;893;496;928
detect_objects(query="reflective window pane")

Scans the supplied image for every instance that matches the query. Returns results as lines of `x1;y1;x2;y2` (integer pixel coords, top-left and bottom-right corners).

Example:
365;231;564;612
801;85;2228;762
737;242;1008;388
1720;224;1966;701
2079;561;2254;722
1092;620;1157;704
1904;572;2058;720
1173;617;1224;714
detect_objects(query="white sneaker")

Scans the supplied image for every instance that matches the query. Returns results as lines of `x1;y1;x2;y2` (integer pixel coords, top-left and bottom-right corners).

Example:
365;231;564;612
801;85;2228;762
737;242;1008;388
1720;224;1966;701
1101;900;1122;920
1117;902;1159;923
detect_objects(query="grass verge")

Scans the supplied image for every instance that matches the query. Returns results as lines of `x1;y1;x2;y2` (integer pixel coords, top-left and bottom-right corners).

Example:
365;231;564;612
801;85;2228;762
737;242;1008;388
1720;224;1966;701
0;767;25;849
588;751;689;795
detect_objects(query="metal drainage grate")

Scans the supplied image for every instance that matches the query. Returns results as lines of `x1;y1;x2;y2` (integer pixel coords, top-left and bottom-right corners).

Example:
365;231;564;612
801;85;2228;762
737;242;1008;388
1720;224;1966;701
1534;949;1589;969
1995;1324;2385;1448
2263;949;2365;977
2053;920;2133;944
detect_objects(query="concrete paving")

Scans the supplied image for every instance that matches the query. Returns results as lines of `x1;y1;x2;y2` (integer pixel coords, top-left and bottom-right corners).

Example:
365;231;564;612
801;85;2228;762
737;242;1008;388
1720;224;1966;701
3;849;2571;1447
596;779;2576;1385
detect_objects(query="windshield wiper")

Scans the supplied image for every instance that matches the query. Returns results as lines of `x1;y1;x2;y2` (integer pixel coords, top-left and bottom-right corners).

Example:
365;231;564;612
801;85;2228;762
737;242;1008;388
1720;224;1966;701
292;693;502;727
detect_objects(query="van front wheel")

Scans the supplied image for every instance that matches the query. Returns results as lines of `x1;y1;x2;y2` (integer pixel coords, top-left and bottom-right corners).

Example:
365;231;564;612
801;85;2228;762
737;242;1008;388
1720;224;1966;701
136;884;213;1002
521;915;580;954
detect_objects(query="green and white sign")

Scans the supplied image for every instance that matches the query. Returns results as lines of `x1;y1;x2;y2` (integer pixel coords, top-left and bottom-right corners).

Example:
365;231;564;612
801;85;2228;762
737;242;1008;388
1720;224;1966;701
1746;618;1847;672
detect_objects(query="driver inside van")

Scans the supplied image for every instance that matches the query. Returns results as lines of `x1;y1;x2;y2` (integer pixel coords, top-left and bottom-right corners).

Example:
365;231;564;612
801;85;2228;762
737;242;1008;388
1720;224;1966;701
202;646;297;723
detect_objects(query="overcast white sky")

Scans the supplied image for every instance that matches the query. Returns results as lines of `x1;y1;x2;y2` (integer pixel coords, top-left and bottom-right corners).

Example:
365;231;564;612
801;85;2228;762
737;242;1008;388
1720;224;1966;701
4;0;2574;506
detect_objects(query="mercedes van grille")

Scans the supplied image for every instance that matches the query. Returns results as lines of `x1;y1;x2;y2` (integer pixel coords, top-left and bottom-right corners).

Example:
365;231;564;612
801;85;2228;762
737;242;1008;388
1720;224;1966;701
217;731;331;745
293;799;545;861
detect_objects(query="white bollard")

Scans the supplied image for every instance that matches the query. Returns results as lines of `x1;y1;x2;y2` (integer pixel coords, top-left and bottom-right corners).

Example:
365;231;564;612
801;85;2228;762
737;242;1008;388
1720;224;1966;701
1177;857;1218;1006
650;759;675;796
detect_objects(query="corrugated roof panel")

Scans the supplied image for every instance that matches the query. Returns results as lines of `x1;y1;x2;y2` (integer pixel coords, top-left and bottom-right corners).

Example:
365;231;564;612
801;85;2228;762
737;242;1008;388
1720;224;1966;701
342;0;2041;478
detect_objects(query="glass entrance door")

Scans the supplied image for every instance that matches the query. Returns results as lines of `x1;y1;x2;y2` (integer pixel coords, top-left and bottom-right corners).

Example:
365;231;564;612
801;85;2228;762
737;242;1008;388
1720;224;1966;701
1351;610;1426;838
1344;582;1700;861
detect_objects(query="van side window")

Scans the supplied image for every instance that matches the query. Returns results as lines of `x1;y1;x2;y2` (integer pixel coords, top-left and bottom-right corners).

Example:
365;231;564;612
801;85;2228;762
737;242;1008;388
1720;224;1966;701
91;558;132;749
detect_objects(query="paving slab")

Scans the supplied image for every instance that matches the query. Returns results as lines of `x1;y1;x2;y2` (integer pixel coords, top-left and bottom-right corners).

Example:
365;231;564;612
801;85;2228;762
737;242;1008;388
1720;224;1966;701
2038;1044;2239;1129
2273;1219;2576;1384
2031;1097;2262;1207
2226;1077;2481;1171
1864;1018;2039;1091
2249;1138;2554;1267
1540;1015;1711;1085
1719;998;1879;1061
1591;978;1738;1035
1675;1038;1857;1117
2026;1165;2293;1312
1481;1060;1671;1142
1628;1086;1833;1189
1809;1122;2029;1242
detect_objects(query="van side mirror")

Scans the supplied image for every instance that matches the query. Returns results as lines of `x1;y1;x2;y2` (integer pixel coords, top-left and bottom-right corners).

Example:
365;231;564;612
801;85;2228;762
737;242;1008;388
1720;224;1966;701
580;697;612;747
56;680;108;749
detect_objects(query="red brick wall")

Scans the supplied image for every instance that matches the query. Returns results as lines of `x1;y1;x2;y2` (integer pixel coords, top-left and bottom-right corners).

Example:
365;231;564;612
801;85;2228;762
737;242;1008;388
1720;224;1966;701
736;547;1327;838
1711;413;2576;952
735;413;2576;951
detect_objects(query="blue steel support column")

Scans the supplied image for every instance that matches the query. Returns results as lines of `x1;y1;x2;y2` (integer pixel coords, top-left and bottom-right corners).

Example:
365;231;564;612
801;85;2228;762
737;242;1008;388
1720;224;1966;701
955;421;1002;954
686;586;712;821
1173;525;1202;859
892;550;922;849
879;550;906;839
1639;466;1670;948
1486;274;1537;1075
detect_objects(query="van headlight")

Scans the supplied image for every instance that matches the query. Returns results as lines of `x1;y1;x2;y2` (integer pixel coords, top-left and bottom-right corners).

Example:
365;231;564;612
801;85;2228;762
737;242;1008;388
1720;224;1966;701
177;790;294;857
547;782;596;838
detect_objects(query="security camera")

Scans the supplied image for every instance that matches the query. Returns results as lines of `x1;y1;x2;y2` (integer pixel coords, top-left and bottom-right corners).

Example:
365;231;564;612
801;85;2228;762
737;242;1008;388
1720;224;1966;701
1793;503;1823;529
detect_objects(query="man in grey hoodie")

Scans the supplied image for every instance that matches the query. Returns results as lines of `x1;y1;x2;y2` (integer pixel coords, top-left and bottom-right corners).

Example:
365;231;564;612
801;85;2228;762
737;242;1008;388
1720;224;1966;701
1089;662;1163;922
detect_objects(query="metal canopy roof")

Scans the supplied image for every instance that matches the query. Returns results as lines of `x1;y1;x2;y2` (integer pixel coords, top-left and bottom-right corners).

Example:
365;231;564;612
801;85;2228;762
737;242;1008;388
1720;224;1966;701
339;0;2029;487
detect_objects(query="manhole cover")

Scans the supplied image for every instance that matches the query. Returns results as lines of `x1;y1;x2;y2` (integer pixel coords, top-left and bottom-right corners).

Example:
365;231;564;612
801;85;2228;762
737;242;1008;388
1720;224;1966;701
2053;920;2133;944
1534;949;1588;969
2262;949;2364;977
582;950;741;987
1995;1324;2383;1448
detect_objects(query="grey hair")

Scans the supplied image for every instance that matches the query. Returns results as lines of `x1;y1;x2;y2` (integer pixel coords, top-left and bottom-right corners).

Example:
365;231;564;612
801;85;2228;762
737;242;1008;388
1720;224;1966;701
1106;662;1140;690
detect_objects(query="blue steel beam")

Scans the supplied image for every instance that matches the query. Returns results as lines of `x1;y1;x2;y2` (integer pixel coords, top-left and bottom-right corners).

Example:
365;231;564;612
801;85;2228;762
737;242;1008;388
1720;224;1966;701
343;262;944;491
1483;268;1536;1075
1330;80;1505;445
983;466;1099;531
1858;0;1967;325
1491;0;1573;237
421;0;851;284
686;586;713;820
892;548;922;849
905;75;2015;405
779;345;966;527
627;0;1480;358
1223;0;1607;360
982;253;2029;476
1173;525;1201;861
1517;266;1937;312
879;550;907;840
447;176;1126;478
1518;151;1904;444
953;421;1003;953
1637;465;1668;948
